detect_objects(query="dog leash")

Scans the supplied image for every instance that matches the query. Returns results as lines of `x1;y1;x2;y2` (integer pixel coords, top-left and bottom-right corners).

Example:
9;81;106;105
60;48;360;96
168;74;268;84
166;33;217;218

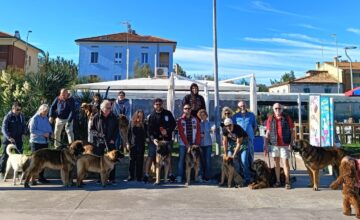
290;149;297;171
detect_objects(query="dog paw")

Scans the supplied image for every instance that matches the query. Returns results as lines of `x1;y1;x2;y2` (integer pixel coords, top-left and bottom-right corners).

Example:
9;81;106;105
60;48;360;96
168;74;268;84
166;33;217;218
185;182;189;186
343;211;351;216
24;183;30;188
313;187;319;191
154;182;160;185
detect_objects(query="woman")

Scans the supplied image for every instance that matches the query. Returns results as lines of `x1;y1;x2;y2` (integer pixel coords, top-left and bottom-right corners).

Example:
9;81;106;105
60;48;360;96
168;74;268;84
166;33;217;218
221;106;234;127
28;104;53;184
197;109;212;182
127;109;147;181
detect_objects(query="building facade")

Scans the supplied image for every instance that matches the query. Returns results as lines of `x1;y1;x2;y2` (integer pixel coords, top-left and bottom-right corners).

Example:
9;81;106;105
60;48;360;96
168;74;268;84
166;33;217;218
75;31;177;81
0;31;43;73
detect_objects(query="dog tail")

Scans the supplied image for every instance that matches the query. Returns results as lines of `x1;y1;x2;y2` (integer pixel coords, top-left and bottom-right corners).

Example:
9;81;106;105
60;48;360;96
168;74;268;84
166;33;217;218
6;144;18;155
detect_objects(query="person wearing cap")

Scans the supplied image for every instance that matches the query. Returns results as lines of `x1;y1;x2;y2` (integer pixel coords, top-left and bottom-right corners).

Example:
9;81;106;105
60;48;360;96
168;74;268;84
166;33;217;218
182;83;206;118
222;118;251;186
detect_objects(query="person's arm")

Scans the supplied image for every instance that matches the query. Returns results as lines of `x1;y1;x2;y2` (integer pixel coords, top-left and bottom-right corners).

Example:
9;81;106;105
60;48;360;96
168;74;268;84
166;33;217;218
147;115;156;142
222;134;228;158
177;118;189;146
127;123;132;146
29;116;44;136
252;113;258;132
125;100;131;119
1;113;11;140
67;98;76;123
287;115;295;145
200;96;206;110
167;111;177;135
195;119;201;145
49;98;58;118
233;137;243;157
264;117;271;156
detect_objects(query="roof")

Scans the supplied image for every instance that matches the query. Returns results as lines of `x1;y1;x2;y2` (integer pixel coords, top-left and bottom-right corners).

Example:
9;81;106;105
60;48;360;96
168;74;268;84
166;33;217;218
0;31;44;54
75;32;177;44
269;72;338;88
325;61;360;70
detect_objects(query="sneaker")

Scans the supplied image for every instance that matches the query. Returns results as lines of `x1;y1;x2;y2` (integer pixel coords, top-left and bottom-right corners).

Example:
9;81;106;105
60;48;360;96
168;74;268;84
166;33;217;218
38;178;50;184
274;181;281;188
169;174;176;182
143;175;149;183
176;176;182;183
285;183;291;190
203;177;209;182
126;177;134;182
108;180;117;186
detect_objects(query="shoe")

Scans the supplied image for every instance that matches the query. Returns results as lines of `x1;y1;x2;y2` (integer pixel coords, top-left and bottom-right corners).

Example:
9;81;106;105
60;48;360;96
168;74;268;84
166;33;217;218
126;177;134;182
38;178;50;184
143;175;149;183
203;177;209;182
169;174;176;182
30;180;38;186
108;180;117;186
285;183;291;190
274;182;281;188
197;176;203;183
176;176;182;183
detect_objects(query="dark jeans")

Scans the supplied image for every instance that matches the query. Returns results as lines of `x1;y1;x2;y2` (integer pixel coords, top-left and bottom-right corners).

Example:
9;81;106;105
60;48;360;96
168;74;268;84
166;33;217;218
128;144;145;180
200;145;212;179
0;138;23;173
30;142;48;179
94;142;116;181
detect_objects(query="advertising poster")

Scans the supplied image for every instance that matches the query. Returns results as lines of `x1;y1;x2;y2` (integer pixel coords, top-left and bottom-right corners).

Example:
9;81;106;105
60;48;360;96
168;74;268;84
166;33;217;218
309;96;320;146
320;96;334;147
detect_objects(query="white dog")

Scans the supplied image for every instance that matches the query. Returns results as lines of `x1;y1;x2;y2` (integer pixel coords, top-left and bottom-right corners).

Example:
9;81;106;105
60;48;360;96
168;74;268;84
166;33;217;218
3;144;30;185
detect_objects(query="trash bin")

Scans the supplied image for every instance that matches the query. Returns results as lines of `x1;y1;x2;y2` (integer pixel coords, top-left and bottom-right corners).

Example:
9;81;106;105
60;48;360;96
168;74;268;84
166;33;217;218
254;136;264;152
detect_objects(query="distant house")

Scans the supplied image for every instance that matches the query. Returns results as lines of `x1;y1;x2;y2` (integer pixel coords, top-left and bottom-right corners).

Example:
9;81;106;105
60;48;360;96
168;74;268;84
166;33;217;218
0;31;44;73
75;30;177;81
268;71;341;94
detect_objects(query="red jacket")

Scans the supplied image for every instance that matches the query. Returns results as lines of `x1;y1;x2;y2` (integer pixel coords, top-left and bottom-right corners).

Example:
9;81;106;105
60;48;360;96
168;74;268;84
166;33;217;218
177;114;201;146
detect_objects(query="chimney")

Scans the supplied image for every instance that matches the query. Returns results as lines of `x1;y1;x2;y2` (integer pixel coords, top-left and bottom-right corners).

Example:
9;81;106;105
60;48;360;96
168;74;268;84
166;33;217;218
14;30;20;39
315;62;320;70
334;57;338;67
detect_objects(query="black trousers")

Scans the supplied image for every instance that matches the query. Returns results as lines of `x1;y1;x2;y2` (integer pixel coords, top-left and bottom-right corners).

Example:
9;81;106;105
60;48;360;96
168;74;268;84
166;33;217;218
128;144;145;180
0;138;23;173
94;143;116;181
30;142;49;179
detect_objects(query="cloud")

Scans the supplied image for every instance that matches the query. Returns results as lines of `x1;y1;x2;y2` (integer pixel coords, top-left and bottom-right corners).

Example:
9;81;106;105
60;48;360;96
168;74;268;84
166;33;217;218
244;37;324;49
251;1;310;18
298;24;324;31
347;28;360;35
280;33;323;44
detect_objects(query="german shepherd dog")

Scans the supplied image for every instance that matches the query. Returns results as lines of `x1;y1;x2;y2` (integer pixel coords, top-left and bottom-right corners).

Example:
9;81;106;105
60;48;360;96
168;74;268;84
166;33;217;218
83;144;95;155
24;140;84;188
77;150;124;187
155;140;171;185
118;114;129;151
3;144;31;185
249;159;286;189
293;139;345;191
185;145;201;185
219;156;244;188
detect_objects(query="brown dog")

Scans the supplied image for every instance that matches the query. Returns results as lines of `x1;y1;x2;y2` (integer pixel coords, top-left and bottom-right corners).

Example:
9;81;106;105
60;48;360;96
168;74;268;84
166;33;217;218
293;139;345;191
185;145;201;185
249;159;286;189
219;156;244;188
24;140;84;188
330;156;360;218
80;103;97;120
76;150;123;187
118;114;129;151
155;140;171;185
83;144;94;154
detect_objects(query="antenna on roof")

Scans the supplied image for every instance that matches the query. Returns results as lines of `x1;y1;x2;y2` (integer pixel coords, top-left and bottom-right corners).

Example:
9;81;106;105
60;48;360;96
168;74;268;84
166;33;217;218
121;21;132;33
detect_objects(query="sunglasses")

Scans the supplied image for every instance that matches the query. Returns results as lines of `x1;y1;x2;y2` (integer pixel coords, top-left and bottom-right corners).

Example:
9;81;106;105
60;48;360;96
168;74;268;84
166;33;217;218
15;108;22;112
155;103;162;106
224;112;231;115
275;108;282;110
183;107;191;110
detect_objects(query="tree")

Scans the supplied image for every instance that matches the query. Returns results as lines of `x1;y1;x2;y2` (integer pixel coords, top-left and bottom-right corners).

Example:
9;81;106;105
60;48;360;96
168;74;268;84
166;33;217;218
134;60;152;78
193;74;214;81
257;84;268;92
174;63;189;78
270;70;296;85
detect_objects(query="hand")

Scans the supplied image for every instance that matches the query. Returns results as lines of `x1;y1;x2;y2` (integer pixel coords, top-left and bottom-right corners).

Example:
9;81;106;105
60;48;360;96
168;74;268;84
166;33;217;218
264;148;268;157
43;133;49;138
49;117;54;124
153;139;159;146
9;138;15;143
109;140;114;144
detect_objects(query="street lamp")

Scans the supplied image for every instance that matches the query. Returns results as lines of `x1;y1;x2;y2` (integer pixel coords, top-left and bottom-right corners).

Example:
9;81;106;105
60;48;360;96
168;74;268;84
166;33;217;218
344;46;357;90
24;30;32;73
121;22;131;79
331;34;340;93
334;55;342;92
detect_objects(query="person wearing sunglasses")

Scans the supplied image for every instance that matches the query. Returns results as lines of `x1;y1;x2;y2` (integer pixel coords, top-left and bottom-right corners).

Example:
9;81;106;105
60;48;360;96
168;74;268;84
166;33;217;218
264;103;294;190
220;107;234;127
0;102;27;179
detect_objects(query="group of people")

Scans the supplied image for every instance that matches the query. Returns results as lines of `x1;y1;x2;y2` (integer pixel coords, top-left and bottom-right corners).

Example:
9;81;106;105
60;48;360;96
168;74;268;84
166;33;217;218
0;83;295;189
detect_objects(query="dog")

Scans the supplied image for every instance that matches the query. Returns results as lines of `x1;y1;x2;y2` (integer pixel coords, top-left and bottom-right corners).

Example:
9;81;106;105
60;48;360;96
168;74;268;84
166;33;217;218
330;156;360;218
83;144;94;154
80;103;98;120
219;156;244;188
24;140;84;188
118;114;129;151
77;150;124;187
249;159;286;189
154;140;171;185
3;144;31;185
293;139;345;191
185;145;201;185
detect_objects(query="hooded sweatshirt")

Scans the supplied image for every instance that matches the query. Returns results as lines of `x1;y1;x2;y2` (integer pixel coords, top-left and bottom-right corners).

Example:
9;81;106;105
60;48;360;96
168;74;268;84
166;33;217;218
182;83;206;117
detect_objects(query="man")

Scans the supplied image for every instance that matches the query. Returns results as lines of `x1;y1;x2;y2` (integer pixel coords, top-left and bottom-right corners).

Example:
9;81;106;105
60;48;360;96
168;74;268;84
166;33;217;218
112;91;131;151
182;83;206;118
264;103;294;190
143;98;176;183
49;88;75;148
176;104;201;183
90;100;119;184
232;101;257;162
222;118;250;186
0;102;27;178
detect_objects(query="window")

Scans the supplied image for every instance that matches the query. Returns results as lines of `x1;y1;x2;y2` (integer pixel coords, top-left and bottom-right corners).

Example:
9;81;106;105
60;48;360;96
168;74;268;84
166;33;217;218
28;55;31;66
141;53;148;64
114;75;121;80
324;88;331;93
115;52;122;64
303;88;310;93
90;52;98;63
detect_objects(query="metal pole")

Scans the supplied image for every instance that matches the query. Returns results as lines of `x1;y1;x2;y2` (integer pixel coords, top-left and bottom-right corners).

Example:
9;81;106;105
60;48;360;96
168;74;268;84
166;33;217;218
345;46;357;90
213;0;221;155
297;93;302;139
331;34;340;93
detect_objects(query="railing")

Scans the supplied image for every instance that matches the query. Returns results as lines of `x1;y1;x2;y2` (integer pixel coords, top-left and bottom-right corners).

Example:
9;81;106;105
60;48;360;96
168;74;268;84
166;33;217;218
294;123;309;141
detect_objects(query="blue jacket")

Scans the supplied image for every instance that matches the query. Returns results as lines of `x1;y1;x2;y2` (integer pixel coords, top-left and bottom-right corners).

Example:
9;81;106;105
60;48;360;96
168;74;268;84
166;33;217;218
232;111;257;142
49;96;76;122
29;113;53;144
200;120;213;146
1;111;26;142
112;98;131;118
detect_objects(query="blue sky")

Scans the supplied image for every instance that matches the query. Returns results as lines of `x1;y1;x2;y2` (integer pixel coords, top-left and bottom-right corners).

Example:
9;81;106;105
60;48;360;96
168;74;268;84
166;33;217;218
1;0;360;84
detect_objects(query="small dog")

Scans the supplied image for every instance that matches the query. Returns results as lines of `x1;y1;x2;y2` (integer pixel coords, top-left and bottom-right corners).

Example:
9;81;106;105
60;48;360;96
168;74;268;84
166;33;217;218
155;140;171;185
293;139;345;191
330;156;360;218
3;144;31;185
185;145;201;185
118;114;129;151
249;159;286;189
24;140;84;188
219;156;244;188
77;150;124;187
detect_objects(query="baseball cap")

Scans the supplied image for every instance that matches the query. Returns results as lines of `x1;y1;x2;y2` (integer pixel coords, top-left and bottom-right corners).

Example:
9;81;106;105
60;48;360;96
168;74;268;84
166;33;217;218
224;118;233;126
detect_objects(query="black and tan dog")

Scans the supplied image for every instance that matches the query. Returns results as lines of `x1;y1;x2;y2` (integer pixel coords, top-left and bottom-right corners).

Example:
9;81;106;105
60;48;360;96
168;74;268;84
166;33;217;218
76;150;124;187
155;140;171;185
249;159;286;189
24;140;84;188
293;139;345;191
118;114;129;151
185;145;201;185
219;156;244;188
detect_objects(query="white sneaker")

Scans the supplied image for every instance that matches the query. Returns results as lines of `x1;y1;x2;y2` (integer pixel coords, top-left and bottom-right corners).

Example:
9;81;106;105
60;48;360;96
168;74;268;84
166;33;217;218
176;176;182;183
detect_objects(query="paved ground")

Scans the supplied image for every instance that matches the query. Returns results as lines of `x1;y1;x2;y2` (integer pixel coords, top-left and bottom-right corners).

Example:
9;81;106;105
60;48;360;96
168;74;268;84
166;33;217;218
0;153;354;220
